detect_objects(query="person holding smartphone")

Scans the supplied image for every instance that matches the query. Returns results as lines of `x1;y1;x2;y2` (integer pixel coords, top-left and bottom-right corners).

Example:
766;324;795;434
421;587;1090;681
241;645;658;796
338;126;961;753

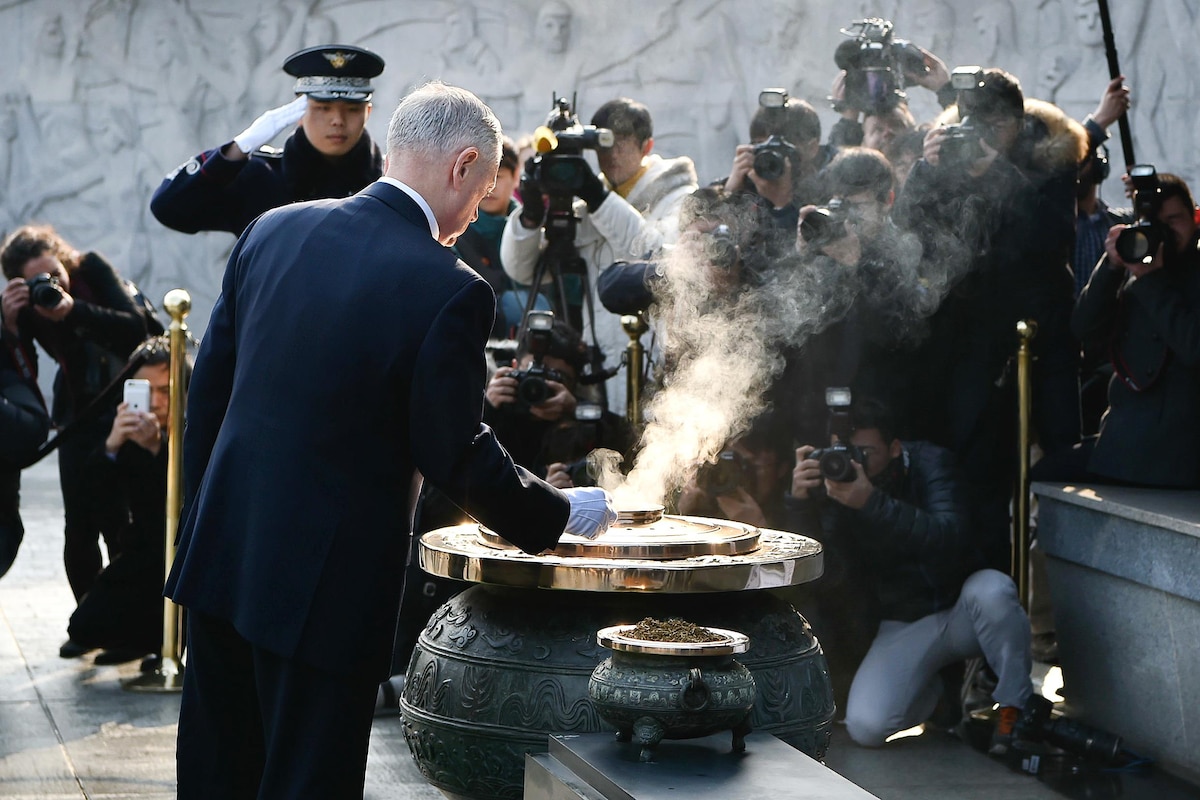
64;337;184;665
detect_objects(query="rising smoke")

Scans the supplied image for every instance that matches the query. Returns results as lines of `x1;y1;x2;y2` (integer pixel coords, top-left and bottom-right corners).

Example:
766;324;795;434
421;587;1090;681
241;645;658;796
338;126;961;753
605;188;964;509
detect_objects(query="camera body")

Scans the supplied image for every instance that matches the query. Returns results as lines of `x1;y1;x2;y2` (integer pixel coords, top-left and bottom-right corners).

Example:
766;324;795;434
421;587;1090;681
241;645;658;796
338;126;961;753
799;198;849;246
509;362;567;410
1115;164;1170;264
834;18;925;115
810;442;868;483
811;387;864;482
696;449;754;496
531;95;614;198
704;224;740;272
938;117;985;169
752;135;800;181
937;66;990;169
26;272;65;309
510;310;567;414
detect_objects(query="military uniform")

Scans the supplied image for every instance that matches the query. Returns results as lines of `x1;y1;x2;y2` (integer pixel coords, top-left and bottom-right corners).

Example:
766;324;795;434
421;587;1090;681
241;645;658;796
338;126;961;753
150;44;385;237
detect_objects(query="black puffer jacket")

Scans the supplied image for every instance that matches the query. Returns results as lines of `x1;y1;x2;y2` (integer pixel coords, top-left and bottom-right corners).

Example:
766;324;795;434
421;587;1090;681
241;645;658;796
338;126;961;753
788;441;987;622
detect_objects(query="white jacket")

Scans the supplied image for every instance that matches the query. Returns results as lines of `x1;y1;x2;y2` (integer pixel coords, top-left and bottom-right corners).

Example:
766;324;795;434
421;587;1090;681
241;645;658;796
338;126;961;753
501;153;698;414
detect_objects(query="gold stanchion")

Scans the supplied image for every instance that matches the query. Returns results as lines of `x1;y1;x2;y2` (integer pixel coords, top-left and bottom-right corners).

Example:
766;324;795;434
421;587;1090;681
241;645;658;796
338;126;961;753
621;313;648;428
1012;319;1038;611
125;289;190;692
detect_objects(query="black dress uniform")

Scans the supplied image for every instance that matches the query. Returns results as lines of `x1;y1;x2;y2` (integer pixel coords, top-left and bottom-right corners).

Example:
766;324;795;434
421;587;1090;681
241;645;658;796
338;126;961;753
149;45;385;236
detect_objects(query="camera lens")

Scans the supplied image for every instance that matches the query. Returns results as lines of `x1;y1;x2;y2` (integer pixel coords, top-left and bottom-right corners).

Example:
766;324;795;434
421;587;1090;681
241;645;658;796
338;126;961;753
818;449;856;482
753;149;786;181
27;275;64;309
517;375;550;405
1115;224;1155;263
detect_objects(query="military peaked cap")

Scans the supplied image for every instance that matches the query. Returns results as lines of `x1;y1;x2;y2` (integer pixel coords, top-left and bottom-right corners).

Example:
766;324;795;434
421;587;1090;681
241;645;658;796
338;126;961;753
283;44;385;103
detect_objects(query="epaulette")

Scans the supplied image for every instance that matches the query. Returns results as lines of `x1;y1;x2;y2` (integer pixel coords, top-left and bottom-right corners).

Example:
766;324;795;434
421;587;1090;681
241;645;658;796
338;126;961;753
254;145;284;159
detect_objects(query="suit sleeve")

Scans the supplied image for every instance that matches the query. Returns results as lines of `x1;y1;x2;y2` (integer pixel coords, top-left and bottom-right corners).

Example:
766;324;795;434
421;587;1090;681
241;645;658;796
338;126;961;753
409;278;568;554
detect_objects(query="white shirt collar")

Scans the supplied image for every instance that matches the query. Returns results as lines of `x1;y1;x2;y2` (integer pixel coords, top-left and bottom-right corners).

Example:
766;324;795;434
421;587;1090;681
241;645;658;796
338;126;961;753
377;177;440;242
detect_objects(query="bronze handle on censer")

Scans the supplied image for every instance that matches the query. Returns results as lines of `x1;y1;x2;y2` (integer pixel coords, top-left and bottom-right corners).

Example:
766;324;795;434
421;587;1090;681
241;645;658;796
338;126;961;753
680;667;711;712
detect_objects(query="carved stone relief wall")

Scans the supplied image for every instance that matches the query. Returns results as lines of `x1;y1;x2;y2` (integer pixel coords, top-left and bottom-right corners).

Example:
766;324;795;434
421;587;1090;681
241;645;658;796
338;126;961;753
0;0;1182;332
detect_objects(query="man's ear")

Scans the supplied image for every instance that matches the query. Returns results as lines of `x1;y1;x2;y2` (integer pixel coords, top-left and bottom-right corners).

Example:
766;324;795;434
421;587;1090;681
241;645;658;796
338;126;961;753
452;147;481;186
640;137;654;157
888;438;902;460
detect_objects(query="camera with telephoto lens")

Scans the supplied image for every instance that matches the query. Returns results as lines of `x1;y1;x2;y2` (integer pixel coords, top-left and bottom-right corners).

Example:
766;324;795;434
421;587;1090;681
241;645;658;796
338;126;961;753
509;310;567;413
26;273;65;309
799;198;849;246
938;67;987;169
530;95;614;198
1017;695;1125;763
696;449;754;496
833;18;927;115
1115;164;1170;265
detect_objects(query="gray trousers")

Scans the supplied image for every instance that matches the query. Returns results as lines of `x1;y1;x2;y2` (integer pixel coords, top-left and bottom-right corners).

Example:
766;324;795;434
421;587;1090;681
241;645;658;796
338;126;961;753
845;569;1033;747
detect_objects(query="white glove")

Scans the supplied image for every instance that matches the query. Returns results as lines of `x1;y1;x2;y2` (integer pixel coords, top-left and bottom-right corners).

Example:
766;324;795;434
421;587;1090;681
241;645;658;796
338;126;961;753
562;486;617;540
232;96;308;155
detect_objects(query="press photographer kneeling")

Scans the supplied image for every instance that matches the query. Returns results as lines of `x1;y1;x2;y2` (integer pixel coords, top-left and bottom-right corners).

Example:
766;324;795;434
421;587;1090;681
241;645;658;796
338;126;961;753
786;396;1034;755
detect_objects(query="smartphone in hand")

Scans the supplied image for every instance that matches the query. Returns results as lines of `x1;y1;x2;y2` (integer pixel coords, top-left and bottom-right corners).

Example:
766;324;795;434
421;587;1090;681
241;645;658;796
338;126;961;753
124;378;151;414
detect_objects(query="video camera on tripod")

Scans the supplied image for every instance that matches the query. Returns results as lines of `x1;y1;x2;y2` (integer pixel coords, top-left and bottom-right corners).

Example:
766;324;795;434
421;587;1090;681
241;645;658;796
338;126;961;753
530;95;614;200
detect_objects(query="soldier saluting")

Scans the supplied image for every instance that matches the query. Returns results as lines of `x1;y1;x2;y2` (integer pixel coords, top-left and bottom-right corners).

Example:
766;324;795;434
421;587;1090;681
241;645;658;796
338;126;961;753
150;44;385;236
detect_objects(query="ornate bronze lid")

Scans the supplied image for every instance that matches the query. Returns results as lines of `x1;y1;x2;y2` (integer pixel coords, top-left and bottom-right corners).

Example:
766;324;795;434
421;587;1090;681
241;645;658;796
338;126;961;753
419;513;823;593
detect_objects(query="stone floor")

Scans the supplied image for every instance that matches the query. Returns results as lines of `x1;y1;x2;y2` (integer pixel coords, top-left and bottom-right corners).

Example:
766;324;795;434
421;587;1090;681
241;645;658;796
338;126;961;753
2;456;1197;799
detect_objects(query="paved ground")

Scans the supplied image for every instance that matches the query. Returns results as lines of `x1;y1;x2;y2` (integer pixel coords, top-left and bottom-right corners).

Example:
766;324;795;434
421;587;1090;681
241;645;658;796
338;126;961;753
2;456;1194;799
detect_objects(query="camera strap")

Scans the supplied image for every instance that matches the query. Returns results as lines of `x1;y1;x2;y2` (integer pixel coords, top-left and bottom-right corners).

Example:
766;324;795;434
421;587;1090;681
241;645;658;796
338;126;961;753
2;336;47;412
1108;294;1170;393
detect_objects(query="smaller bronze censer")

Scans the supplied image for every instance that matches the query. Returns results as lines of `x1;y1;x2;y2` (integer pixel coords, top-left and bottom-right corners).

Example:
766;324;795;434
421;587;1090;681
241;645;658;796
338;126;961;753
588;618;756;762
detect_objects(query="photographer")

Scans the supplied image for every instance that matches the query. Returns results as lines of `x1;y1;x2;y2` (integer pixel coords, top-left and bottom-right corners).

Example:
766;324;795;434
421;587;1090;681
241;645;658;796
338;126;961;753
150;45;385;236
722;92;833;256
501;97;698;415
484;316;635;482
1037;172;1200;488
893;67;1088;571
1;346;50;579
64;337;186;664
773;148;927;447
787;398;1033;754
677;416;792;529
1;225;150;617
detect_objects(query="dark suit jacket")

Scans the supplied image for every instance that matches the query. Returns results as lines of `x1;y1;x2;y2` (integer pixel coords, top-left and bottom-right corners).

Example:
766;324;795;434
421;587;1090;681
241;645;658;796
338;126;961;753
165;181;569;679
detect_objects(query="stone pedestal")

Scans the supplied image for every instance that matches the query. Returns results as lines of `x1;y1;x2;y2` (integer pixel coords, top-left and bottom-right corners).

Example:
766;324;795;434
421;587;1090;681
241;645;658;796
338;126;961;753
524;732;879;800
1033;482;1200;781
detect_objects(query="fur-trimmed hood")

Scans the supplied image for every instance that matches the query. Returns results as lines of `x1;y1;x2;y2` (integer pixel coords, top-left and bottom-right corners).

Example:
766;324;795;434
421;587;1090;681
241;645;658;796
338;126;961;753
936;98;1089;175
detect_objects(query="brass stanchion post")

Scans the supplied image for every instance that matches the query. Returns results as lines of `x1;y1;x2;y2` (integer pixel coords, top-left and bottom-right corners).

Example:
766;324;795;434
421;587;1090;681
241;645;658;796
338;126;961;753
621;313;648;428
125;289;190;692
1013;319;1037;611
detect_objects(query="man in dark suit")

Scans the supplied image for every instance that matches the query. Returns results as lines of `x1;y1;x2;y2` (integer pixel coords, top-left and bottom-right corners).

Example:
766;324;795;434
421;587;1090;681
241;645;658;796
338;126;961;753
165;82;615;799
